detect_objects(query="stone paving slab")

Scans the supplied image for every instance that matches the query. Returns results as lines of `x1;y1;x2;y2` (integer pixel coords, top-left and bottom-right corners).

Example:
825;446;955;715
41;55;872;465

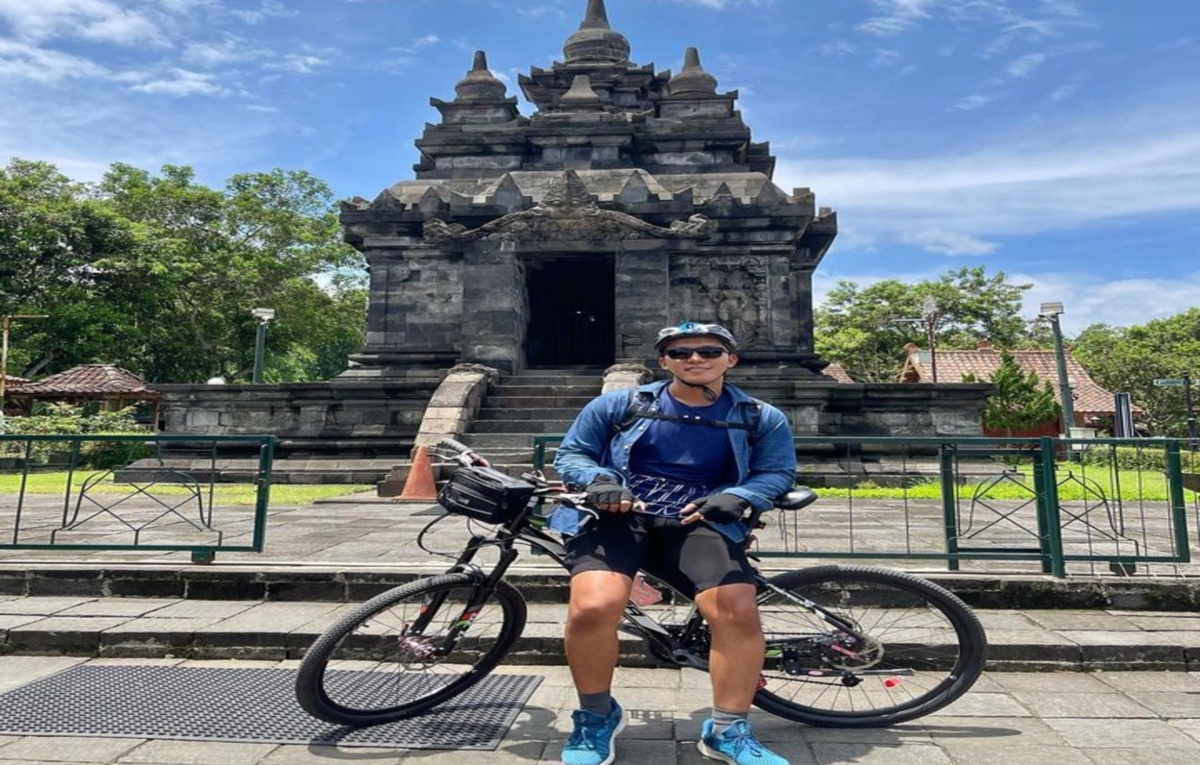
0;658;1198;764
3;597;1200;670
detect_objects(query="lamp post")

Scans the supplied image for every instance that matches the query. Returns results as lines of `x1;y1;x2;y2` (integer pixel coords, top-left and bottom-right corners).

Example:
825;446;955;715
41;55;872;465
893;296;943;382
250;308;275;384
1039;302;1076;439
1;314;48;416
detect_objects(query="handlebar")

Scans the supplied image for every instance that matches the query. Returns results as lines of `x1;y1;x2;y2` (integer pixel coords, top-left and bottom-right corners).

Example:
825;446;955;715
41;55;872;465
434;438;489;467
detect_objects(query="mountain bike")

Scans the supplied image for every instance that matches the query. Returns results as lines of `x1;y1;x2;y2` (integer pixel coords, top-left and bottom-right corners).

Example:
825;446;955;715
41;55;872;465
295;438;987;729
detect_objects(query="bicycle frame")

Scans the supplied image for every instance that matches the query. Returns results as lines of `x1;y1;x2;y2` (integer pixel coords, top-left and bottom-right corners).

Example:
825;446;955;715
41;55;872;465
416;489;877;673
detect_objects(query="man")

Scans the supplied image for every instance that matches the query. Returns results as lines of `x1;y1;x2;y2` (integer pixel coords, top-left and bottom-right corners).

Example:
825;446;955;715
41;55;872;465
553;322;797;765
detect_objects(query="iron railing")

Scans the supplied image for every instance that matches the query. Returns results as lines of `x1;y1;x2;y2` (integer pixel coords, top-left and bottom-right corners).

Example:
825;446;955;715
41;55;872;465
533;435;1196;578
0;435;274;563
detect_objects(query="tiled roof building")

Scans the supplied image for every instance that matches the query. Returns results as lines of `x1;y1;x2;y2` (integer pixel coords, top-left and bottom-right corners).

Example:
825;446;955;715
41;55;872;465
18;364;150;395
901;342;1127;423
7;364;159;421
821;363;855;384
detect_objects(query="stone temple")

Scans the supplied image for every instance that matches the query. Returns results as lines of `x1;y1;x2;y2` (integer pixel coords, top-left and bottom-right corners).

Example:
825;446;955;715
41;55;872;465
340;0;833;377
155;0;986;485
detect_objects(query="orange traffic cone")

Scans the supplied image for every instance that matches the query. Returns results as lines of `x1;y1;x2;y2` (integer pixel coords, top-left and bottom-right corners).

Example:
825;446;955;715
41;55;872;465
394;445;438;502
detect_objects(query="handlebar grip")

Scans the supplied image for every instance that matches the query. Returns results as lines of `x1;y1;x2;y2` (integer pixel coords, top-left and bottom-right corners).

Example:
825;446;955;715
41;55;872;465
436;438;472;454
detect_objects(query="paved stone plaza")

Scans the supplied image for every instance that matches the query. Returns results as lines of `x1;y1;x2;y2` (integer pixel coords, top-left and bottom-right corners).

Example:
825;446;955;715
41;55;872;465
1;657;1200;765
2;489;1200;763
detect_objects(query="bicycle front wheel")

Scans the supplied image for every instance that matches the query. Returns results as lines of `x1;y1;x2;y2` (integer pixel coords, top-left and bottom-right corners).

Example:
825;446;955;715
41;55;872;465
753;565;986;727
295;573;527;726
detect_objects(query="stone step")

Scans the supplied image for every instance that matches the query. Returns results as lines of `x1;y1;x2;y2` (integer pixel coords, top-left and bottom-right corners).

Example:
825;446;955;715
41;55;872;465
476;407;581;421
490;385;600;398
471;420;576;434
497;375;603;386
520;367;607;375
1;594;1195;670
477;395;594;408
460;433;555;450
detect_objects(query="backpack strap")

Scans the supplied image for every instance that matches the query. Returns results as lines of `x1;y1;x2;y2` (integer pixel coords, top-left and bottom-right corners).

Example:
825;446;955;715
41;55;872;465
615;386;764;439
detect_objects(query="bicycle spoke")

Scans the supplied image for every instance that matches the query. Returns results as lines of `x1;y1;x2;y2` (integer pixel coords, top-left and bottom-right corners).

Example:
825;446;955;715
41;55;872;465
753;566;985;727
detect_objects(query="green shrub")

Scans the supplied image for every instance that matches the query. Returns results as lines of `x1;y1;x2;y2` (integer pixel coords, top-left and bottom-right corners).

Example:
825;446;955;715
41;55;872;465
1078;444;1200;472
0;405;153;468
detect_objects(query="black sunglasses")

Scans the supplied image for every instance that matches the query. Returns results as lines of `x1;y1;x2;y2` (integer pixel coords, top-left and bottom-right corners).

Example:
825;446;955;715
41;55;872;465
663;346;728;360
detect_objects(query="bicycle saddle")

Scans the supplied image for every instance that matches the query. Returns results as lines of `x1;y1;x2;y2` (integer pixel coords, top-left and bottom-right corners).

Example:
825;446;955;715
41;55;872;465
776;487;818;511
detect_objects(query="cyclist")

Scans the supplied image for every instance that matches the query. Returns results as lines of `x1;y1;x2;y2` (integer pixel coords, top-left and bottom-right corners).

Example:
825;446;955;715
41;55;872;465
552;321;797;765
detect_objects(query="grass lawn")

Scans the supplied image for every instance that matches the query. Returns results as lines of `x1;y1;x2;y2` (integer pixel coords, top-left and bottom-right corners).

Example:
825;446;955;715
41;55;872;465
817;466;1180;503
0;471;370;505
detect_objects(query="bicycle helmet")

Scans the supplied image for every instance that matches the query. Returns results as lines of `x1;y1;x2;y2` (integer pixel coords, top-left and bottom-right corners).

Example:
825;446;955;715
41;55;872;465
654;322;738;353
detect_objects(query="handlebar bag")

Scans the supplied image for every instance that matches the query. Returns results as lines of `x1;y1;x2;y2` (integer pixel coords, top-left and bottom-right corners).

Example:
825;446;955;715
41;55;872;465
438;465;537;524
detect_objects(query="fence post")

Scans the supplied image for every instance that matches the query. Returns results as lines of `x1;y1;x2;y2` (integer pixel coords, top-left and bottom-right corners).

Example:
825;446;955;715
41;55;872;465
939;443;961;572
1165;439;1192;563
1035;436;1067;577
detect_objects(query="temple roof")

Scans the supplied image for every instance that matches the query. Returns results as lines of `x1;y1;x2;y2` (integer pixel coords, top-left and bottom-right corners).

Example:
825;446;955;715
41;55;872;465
668;48;719;97
563;0;631;65
454;51;507;102
17;364;152;396
366;169;805;210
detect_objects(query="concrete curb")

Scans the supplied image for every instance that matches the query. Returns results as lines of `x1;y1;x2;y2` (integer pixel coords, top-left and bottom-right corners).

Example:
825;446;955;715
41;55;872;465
3;564;1200;610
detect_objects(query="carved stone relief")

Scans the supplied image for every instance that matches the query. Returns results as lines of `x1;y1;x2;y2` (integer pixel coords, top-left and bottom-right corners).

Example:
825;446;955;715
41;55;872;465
686;257;770;348
423;170;716;243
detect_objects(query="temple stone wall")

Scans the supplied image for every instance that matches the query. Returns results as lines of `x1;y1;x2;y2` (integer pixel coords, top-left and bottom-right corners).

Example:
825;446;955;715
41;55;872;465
155;379;440;451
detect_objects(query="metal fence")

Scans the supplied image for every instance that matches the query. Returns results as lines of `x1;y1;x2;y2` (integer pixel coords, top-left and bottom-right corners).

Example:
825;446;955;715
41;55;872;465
0;435;274;563
533;435;1197;578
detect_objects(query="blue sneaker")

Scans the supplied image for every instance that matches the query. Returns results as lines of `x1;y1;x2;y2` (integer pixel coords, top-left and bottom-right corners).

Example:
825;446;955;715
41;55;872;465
698;718;789;765
561;701;626;765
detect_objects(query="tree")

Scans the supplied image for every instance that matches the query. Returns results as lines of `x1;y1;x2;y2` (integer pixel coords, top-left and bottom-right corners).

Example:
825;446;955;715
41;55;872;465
815;266;1037;382
0;159;367;384
1072;309;1200;436
964;351;1061;436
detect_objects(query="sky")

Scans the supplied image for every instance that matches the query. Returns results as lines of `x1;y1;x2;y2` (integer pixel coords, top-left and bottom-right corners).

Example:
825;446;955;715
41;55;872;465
1;0;1198;335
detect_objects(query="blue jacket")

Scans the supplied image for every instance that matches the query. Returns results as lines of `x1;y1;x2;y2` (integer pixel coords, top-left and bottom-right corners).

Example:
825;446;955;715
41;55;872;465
552;380;797;541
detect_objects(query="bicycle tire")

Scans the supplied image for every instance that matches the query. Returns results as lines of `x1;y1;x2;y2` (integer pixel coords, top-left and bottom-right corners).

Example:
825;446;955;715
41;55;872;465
752;565;986;727
295;573;527;726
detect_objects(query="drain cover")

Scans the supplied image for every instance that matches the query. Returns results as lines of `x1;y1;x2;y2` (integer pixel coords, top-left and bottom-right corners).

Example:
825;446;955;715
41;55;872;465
0;665;541;750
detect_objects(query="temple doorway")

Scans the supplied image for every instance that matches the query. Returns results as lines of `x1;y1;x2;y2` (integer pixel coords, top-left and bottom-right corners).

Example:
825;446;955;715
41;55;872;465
525;255;615;367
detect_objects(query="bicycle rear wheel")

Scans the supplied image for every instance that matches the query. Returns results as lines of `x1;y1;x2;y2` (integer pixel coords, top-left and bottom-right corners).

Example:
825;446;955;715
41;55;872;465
295;573;526;726
753;565;986;727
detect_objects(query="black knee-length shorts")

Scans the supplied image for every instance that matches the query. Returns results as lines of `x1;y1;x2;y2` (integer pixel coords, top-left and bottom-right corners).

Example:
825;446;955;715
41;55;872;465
563;511;757;599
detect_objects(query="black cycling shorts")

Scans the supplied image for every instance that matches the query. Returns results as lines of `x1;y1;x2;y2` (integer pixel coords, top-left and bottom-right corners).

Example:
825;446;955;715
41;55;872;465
563;511;756;599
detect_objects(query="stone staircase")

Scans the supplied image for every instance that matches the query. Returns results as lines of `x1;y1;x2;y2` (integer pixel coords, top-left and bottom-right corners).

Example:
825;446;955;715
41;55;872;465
457;367;605;478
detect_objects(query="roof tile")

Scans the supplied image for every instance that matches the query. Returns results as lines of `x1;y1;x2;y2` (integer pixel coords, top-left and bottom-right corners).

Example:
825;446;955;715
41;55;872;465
904;348;1123;414
18;364;149;396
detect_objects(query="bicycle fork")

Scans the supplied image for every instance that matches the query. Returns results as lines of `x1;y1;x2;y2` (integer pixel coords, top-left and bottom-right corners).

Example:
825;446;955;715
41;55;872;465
409;536;520;658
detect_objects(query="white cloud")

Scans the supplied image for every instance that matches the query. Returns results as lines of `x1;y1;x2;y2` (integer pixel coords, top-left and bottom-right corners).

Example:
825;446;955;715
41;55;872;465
1015;272;1200;334
231;0;296;25
873;48;904;66
952;91;1005;111
0;39;110;83
857;0;937;36
1007;52;1046;78
813;267;1200;332
131;68;229;97
776;101;1200;254
904;229;998;256
184;36;271;67
819;40;858;58
0;0;163;45
270;54;330;74
512;4;566;19
854;0;1092;50
1045;78;1081;104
